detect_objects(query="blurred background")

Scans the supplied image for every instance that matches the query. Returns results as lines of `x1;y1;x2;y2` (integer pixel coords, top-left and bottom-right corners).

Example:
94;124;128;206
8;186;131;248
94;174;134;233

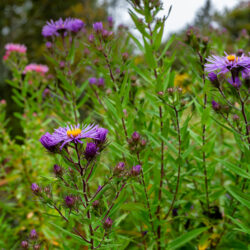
0;0;249;137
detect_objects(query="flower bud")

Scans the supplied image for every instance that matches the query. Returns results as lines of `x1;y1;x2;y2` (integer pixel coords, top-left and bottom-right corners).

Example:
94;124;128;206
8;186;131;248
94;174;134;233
232;114;239;121
21;241;28;249
30;229;38;240
140;139;147;147
212;100;220;111
132;131;140;142
114;162;125;175
92;200;99;208
0;99;6;105
31;183;40;194
83;48;90;57
208;72;219;88
88;34;94;43
131;165;141;176
237;49;244;57
93;22;103;33
46;41;52;49
59;61;65;68
65;195;75;208
107;16;113;28
122;52;129;62
54;164;63;176
177;87;182;93
97;78;105;88
103;217;113;229
85;142;98;160
167;88;174;94
89;77;97;85
33;244;41;250
95;128;108;143
158;91;164;96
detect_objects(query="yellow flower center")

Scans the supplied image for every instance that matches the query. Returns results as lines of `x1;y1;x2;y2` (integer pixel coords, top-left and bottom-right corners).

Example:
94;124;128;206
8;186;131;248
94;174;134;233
227;54;237;62
67;128;81;137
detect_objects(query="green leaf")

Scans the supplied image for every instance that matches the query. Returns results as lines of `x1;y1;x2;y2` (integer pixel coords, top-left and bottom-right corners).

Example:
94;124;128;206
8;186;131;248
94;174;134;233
158;34;175;61
49;222;90;245
227;215;250;235
167;227;209;249
226;185;250;208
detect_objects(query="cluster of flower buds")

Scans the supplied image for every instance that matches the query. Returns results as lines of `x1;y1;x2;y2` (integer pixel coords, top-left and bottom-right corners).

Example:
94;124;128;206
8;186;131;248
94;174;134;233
128;131;147;153
89;77;105;88
185;26;209;53
21;229;41;249
3;43;27;61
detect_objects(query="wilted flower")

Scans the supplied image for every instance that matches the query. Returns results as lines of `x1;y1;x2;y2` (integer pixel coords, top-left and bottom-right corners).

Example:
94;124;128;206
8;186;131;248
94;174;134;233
93;22;103;33
205;52;250;75
85;142;98;160
103;217;113;229
30;229;38;240
24;64;49;75
40;124;99;150
65;196;75;208
131;165;141;176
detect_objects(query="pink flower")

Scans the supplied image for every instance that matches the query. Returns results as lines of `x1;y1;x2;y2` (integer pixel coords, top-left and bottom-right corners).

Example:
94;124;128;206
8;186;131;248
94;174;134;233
24;63;49;75
5;43;27;53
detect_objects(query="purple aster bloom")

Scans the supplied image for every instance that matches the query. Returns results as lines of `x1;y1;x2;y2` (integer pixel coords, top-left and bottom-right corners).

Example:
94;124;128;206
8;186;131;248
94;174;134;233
40;132;58;152
89;77;97;85
131;165;141;176
212;100;220;111
65;196;75;208
95;127;108;142
93;22;103;32
40;124;99;150
103;217;113;229
30;229;38;240
42;18;67;37
205;52;250;75
85;142;98;160
66;18;84;33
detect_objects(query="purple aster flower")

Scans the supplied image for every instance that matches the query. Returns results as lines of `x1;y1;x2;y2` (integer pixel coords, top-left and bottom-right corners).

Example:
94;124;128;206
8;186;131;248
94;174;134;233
93;22;103;33
89;77;97;85
66;18;84;33
40;124;99;150
30;229;38;240
65;196;75;208
205;52;250;75
39;132;58;152
131;165;141;176
228;76;241;88
103;217;113;229
85;142;98;160
212;100;220;111
95;127;108;142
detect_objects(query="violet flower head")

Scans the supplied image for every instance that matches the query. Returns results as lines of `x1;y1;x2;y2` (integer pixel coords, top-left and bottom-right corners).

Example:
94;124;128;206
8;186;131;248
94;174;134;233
85;142;98;160
93;22;103;33
228;76;241;88
205;52;250;75
30;229;38;240
40;124;99;150
114;162;125;175
212;100;220;111
67;18;85;33
103;217;113;229
95;127;108;143
31;183;39;193
65;196;75;208
107;16;113;28
42;18;68;37
89;77;97;85
132;131;140;142
131;165;141;176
